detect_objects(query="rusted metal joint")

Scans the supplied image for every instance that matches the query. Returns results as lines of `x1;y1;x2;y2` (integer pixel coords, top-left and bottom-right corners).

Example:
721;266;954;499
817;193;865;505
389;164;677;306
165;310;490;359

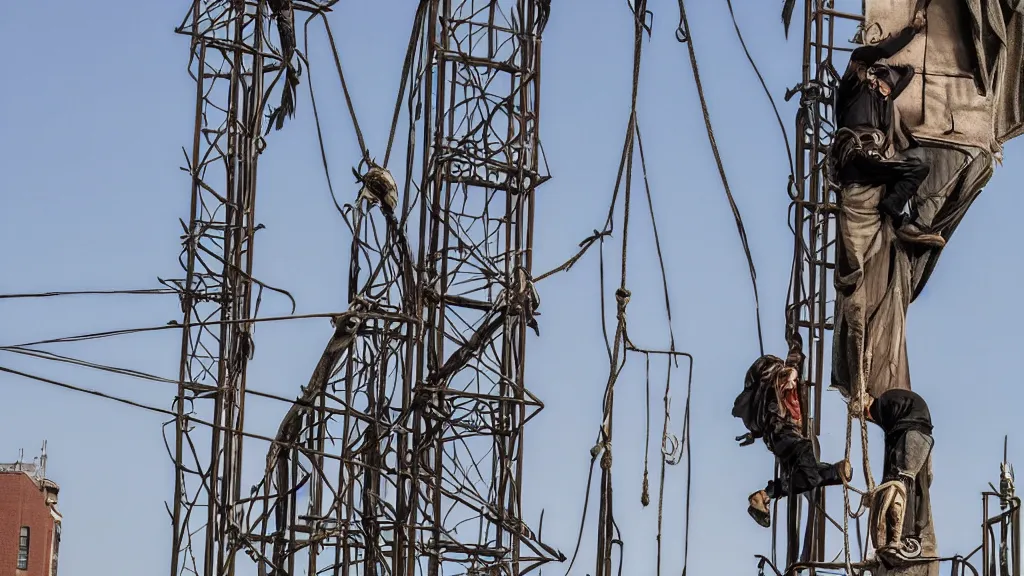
785;80;830;108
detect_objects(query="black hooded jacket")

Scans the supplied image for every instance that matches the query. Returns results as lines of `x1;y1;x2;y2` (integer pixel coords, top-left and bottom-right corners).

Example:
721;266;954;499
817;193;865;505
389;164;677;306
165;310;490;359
836;24;920;147
869;389;933;445
732;333;805;453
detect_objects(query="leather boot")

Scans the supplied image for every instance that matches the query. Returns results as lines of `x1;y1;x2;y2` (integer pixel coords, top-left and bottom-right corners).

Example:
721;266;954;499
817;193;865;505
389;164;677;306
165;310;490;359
747;490;771;528
896;222;946;248
836;459;854;483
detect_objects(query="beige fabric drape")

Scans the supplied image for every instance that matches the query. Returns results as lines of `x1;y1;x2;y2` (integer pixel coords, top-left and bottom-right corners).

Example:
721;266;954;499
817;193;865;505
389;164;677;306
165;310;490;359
830;0;1020;571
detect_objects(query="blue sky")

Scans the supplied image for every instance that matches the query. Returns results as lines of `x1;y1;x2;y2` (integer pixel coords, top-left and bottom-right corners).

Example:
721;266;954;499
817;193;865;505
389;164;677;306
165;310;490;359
2;1;1023;575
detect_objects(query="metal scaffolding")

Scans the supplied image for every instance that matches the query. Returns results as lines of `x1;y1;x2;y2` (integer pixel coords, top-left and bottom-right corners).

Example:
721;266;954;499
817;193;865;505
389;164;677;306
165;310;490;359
785;0;862;569
167;0;266;574
166;1;560;575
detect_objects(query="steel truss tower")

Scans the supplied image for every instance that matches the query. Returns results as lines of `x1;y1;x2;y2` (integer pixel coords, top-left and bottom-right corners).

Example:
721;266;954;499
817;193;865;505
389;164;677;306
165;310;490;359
785;0;861;569
167;0;266;574
167;1;559;575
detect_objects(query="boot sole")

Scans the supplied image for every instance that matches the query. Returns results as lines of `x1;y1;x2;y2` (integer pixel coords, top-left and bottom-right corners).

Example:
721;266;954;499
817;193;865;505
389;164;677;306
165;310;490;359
747;505;771;528
896;234;945;248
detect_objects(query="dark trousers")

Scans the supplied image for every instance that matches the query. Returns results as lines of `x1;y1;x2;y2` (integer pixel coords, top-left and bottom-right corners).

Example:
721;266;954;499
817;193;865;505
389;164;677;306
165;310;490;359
764;431;844;499
882;429;934;540
838;153;930;225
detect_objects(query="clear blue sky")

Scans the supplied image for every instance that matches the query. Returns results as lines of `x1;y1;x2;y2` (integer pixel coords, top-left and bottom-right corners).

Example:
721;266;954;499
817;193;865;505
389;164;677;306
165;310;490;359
2;1;1023;575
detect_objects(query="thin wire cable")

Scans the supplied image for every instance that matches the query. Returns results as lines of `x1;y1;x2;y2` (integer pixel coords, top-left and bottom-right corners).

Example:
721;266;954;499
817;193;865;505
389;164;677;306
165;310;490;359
635;123;676;351
0;364;356;464
3;310;397;349
0;288;177;300
383;1;429;167
676;0;764;355
723;0;795;182
316;12;370;162
0;345;349;411
302;23;345;217
0;364;176;417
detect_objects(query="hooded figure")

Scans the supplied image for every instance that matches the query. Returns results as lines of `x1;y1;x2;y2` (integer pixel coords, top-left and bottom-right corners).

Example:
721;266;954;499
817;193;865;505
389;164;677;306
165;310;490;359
833;10;945;248
733;331;852;527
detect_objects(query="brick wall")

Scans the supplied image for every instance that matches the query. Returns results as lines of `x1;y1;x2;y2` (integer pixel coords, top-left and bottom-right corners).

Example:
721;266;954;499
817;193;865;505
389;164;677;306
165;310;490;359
0;472;57;576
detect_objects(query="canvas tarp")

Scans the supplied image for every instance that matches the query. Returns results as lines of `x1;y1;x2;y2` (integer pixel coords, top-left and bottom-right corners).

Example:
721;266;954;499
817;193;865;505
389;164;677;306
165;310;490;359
837;0;1022;401
832;143;992;400
830;0;1024;572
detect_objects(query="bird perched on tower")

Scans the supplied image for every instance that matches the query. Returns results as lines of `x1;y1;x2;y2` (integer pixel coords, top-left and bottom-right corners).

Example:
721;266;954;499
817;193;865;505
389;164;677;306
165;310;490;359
355;164;399;213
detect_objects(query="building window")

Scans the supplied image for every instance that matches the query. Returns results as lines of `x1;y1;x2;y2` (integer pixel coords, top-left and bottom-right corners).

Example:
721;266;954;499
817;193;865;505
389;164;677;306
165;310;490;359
51;523;60;576
17;526;29;570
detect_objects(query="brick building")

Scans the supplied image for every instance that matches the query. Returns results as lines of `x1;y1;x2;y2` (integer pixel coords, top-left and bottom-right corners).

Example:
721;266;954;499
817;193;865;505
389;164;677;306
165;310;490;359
0;446;60;576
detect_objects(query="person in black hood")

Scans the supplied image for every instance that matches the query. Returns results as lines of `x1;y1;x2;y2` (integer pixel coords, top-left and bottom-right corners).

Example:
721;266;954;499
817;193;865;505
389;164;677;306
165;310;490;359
834;10;946;249
733;330;852;528
857;389;934;556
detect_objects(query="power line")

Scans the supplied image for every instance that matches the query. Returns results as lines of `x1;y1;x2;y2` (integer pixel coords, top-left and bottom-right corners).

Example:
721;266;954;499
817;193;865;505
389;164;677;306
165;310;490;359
3;310;410;349
0;364;176;417
0;364;354;465
676;0;765;357
0;345;348;411
0;288;177;300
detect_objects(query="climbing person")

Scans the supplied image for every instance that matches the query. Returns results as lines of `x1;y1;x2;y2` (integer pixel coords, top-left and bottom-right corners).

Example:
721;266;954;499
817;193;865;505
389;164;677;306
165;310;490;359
733;328;852;527
854;389;934;560
833;9;946;248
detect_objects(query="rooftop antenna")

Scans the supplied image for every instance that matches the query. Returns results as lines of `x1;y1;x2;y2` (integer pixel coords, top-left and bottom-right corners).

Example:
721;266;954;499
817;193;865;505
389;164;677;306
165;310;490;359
40;440;47;480
1001;435;1015;510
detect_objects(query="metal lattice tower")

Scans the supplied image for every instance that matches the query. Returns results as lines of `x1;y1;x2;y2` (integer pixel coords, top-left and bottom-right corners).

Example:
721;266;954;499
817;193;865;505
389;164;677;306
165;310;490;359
167;1;559;575
786;0;863;568
167;0;266;574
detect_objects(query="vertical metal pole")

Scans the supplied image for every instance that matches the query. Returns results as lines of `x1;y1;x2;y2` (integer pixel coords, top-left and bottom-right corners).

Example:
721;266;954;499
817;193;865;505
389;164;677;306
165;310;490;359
787;0;865;570
986;495;992;576
169;2;264;574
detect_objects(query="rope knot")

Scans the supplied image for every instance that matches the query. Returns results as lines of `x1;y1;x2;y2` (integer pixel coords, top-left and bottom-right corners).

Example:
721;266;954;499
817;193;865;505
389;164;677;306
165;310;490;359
615;288;631;304
615;288;631;323
594;440;613;470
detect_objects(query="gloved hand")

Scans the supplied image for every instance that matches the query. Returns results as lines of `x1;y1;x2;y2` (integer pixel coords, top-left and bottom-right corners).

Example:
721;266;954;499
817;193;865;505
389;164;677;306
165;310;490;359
736;433;756;447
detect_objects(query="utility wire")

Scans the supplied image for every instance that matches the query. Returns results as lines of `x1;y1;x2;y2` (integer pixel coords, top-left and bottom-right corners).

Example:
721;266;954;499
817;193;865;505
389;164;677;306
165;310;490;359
724;0;795;182
0;346;343;411
0;364;352;464
0;364;175;417
3;310;408;349
0;288;177;300
676;0;765;356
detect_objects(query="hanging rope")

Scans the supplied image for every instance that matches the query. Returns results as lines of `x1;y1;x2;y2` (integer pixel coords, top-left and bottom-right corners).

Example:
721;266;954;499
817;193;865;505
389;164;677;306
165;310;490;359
592;0;646;569
833;357;879;574
642;354;652;507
